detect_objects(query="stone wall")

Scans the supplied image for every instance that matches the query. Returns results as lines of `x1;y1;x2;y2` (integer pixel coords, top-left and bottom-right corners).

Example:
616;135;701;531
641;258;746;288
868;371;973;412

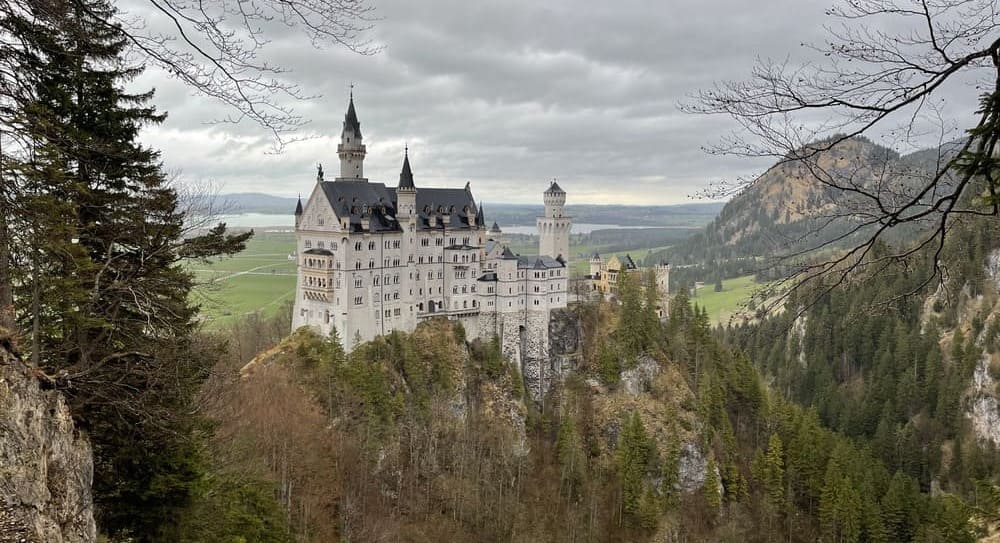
0;342;95;543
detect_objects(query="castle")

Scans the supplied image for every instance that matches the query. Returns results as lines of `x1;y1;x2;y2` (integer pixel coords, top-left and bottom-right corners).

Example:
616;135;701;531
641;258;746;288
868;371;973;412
586;253;671;318
292;94;572;366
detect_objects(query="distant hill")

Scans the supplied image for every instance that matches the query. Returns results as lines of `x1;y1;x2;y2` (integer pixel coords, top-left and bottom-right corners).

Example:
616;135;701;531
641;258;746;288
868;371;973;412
219;193;299;214
218;192;726;228
651;136;959;275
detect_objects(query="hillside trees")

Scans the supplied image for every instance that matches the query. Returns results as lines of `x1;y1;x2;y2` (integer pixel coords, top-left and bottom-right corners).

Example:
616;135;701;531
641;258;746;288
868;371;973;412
688;0;1000;306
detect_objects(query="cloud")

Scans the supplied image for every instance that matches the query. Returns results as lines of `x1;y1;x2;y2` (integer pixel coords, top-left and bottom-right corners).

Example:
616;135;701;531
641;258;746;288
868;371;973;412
128;0;985;205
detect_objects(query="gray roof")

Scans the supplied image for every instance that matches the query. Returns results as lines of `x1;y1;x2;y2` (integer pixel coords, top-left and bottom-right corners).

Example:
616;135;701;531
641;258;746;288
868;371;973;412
344;95;361;137
516;255;565;269
501;247;518;259
545;181;564;194
303;248;333;256
316;180;484;233
620;254;638;270
489;222;502;233
294;196;303;215
398;151;415;190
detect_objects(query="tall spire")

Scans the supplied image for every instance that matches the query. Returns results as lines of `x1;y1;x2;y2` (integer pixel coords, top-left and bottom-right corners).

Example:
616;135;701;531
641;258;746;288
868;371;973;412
344;90;361;137
294;194;303;216
337;88;366;180
398;146;415;190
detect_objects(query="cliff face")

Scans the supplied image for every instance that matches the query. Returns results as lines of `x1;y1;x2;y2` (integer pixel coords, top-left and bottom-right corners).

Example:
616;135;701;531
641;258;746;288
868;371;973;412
0;342;95;543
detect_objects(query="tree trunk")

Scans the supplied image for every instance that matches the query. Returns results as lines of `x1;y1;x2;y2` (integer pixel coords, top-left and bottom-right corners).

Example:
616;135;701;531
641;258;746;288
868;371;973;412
0;138;13;331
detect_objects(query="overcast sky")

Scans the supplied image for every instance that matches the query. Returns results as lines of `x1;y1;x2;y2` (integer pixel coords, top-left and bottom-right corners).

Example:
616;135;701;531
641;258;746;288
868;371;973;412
129;0;981;205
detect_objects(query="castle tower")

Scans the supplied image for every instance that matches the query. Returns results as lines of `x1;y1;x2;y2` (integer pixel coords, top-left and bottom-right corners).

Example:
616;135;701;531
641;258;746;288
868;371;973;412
396;147;417;218
337;91;366;180
537;180;571;262
654;261;670;314
589;253;602;276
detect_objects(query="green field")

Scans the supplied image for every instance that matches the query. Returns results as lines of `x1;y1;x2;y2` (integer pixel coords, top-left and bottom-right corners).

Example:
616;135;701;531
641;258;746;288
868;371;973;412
189;231;297;327
688;274;759;324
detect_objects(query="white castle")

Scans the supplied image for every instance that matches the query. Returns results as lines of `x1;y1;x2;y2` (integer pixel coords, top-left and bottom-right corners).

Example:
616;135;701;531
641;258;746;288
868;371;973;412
292;94;572;362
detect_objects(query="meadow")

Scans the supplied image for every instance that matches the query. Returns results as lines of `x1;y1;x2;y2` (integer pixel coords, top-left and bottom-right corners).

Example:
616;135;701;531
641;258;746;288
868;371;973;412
189;230;297;327
687;274;759;324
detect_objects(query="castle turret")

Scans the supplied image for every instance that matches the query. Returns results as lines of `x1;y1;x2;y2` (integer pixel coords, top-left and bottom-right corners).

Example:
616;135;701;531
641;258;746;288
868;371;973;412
537;180;572;262
589;253;602;277
294;194;303;228
655;261;671;317
396;147;416;219
337;91;366;180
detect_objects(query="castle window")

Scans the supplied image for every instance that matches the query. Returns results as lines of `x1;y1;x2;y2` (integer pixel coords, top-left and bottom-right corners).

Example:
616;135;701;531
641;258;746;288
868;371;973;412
355;241;362;250
436;238;443;246
462;237;469;244
374;276;379;286
354;278;362;288
318;218;324;226
354;296;363;305
421;239;429;247
369;260;374;269
355;261;361;269
369;241;375;250
449;237;456;245
305;240;312;248
394;308;401;316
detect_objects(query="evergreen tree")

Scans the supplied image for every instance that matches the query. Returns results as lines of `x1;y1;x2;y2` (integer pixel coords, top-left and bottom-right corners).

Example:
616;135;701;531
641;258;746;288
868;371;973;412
704;455;723;517
617;413;652;524
763;433;786;510
5;0;249;538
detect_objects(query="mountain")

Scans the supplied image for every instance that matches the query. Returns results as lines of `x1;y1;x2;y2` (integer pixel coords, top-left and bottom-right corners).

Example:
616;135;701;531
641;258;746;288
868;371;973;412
654;137;960;274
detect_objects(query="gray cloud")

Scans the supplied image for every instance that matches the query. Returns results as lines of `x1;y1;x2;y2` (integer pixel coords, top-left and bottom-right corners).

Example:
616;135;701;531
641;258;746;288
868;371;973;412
129;0;985;206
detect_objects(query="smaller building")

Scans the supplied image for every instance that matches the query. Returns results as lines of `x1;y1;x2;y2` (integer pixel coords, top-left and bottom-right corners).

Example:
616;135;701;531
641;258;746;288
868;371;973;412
586;253;670;318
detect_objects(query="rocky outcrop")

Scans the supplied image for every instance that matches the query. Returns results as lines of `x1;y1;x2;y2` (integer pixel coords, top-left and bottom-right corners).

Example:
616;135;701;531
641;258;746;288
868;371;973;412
0;343;95;543
677;442;709;493
519;308;583;404
970;352;1000;446
620;355;659;397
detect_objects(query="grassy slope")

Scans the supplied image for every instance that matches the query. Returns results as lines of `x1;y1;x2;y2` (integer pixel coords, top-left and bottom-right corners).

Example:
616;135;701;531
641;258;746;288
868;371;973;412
688;274;757;324
189;231;297;327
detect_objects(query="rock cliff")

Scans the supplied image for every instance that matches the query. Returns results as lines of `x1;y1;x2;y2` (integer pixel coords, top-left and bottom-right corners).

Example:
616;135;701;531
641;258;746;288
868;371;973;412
0;341;95;543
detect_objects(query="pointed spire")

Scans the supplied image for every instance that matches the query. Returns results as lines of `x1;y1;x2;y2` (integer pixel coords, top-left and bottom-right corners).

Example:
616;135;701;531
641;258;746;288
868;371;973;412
344;89;361;137
398;146;415;190
294;194;303;216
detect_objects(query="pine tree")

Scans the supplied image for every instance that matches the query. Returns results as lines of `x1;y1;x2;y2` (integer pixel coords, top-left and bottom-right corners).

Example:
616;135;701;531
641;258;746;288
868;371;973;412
6;0;249;538
617;413;652;524
763;433;786;510
556;416;585;498
704;455;723;517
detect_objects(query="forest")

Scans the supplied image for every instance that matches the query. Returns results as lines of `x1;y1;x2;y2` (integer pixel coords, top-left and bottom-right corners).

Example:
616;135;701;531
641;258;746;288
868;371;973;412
1;0;999;541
